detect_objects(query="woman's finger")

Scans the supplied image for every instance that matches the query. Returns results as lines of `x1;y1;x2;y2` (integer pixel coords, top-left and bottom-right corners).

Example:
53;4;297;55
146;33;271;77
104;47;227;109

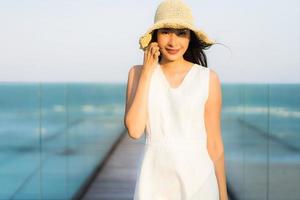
154;51;160;59
153;47;159;55
144;46;149;55
150;45;155;55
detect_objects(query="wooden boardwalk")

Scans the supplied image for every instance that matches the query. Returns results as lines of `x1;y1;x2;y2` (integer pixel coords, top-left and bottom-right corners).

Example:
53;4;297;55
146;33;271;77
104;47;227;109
81;132;233;200
81;132;145;200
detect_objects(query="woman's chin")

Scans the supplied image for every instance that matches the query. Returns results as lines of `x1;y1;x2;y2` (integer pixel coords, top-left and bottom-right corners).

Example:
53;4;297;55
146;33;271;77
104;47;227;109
162;54;183;62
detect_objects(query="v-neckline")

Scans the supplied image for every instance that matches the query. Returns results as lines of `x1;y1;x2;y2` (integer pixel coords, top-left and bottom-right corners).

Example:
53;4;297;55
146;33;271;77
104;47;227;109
158;63;196;91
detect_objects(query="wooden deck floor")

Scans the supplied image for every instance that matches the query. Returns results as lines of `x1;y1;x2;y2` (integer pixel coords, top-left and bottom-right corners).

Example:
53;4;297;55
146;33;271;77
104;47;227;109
81;132;233;200
81;132;145;200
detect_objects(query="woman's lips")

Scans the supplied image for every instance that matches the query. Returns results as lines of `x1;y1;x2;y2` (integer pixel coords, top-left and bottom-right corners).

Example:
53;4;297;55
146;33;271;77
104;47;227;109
166;48;180;55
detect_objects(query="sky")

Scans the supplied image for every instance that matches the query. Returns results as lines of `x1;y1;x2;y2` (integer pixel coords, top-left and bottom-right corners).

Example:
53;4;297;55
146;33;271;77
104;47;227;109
0;0;299;83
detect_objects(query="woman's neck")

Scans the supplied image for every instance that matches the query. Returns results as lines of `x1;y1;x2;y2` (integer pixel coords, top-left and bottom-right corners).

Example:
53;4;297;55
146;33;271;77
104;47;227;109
159;58;193;72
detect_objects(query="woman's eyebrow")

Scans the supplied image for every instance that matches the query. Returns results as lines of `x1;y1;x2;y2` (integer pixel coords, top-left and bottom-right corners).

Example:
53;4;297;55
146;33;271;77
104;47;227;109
179;28;189;31
159;28;189;33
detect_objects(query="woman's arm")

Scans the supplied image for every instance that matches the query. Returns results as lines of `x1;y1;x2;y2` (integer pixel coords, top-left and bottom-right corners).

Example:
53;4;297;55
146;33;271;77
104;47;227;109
204;69;228;200
124;42;160;139
124;65;153;139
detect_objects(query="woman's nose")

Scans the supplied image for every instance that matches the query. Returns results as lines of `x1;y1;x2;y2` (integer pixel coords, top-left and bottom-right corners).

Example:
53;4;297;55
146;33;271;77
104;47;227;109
168;33;177;46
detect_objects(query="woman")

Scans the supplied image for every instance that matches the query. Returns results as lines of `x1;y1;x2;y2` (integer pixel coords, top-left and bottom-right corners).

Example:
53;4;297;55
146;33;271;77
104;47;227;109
124;0;228;199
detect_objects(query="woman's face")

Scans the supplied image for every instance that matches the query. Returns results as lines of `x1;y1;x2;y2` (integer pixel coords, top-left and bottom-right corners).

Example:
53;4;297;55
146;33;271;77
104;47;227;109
157;28;191;62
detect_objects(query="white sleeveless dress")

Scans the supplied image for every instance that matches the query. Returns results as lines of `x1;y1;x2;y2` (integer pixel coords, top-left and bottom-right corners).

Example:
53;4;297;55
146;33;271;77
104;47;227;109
133;63;219;200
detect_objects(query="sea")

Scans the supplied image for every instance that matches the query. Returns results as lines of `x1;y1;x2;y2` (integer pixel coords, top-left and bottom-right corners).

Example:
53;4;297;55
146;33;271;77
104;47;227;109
0;83;299;200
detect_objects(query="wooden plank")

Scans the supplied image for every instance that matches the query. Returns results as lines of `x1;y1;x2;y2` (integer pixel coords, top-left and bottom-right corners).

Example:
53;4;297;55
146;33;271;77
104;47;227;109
82;132;145;200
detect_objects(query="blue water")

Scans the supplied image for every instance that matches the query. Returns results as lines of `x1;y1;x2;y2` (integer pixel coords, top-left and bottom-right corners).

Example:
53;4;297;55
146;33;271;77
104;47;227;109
0;83;299;199
222;84;300;150
0;83;126;200
221;84;300;199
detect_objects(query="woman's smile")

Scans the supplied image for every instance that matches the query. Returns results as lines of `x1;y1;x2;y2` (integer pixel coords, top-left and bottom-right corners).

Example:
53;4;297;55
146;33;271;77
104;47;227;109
165;48;180;55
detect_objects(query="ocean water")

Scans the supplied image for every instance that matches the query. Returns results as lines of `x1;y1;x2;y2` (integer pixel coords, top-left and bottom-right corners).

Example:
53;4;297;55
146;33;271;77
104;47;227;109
222;84;300;150
0;83;126;200
221;84;300;200
0;83;299;199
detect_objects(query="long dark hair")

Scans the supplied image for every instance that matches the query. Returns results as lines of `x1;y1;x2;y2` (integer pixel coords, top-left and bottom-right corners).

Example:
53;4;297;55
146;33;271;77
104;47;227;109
150;29;214;68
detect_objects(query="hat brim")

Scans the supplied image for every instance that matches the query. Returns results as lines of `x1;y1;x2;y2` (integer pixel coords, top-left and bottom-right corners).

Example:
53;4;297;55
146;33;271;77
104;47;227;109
139;19;215;50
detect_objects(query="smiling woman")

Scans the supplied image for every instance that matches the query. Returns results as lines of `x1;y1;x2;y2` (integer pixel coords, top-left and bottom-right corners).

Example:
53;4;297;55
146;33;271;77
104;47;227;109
156;28;191;64
124;0;229;199
151;28;213;67
158;29;188;55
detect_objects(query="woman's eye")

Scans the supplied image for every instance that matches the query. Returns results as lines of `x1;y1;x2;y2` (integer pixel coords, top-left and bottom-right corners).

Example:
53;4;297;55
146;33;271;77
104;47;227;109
178;31;187;36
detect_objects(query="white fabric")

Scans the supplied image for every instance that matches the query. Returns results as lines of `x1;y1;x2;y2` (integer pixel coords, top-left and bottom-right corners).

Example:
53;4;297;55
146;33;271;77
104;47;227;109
133;63;219;200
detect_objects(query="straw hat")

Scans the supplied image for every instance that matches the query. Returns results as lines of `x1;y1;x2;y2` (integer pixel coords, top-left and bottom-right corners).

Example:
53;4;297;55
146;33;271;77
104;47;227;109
139;0;215;50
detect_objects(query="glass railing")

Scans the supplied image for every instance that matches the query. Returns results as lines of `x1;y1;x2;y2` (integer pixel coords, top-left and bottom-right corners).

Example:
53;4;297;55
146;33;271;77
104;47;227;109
0;82;125;200
222;84;300;200
1;82;299;200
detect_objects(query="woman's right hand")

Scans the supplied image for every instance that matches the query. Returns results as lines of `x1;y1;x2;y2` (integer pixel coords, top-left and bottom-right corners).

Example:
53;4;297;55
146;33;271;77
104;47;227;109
142;42;160;73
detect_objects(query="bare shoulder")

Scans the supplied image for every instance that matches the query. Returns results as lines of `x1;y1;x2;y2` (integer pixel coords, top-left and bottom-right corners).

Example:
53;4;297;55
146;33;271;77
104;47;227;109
125;64;143;114
129;64;143;74
208;68;221;85
207;68;222;104
127;64;144;87
127;64;141;80
128;65;143;80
